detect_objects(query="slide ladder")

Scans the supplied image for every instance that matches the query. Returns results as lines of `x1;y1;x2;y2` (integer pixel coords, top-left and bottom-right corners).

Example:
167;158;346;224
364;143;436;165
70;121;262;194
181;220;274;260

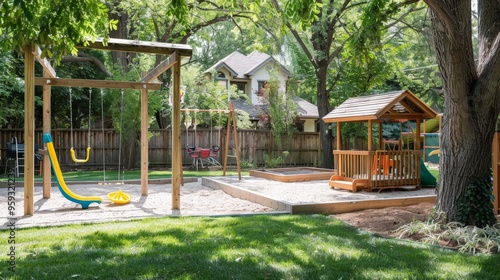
43;133;101;209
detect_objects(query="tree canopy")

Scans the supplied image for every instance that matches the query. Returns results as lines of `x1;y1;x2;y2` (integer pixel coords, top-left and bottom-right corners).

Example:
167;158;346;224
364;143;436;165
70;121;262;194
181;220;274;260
0;0;115;61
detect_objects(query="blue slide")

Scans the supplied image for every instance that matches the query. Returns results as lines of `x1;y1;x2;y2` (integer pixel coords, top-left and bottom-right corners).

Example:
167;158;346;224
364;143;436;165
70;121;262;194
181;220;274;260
43;133;101;209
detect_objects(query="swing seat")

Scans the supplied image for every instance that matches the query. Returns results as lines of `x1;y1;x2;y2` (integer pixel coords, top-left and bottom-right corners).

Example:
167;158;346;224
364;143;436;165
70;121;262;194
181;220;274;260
209;145;220;157
207;146;222;166
186;146;202;170
107;189;131;204
70;146;91;163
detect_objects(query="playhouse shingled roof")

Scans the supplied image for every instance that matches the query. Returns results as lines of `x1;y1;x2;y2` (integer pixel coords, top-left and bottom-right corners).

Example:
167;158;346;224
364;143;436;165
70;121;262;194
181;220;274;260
323;90;437;123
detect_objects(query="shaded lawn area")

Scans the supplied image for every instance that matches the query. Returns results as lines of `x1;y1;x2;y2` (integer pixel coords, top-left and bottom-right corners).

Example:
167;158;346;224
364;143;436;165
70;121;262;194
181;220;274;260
2;215;499;279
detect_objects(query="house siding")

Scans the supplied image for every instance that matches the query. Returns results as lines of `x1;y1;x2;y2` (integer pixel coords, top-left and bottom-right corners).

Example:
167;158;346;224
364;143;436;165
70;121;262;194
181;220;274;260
250;61;288;105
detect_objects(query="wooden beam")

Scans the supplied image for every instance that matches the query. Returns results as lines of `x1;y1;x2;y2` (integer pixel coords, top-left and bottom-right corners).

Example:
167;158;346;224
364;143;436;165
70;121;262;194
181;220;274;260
141;52;177;82
367;120;373;151
336;122;341;150
42;71;51;198
24;45;35;216
230;101;241;180
33;46;57;78
415;118;421;150
378;122;383;150
35;77;161;90
379;113;428;120
180;109;230;113
82;38;193;57
172;53;182;210
141;87;148;196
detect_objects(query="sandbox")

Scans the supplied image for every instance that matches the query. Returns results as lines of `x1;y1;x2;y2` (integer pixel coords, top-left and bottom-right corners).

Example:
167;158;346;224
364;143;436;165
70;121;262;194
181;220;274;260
249;167;336;182
202;176;436;215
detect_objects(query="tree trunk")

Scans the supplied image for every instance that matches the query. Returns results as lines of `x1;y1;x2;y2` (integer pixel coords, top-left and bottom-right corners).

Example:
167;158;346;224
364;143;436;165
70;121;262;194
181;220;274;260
316;64;334;168
107;2;134;72
425;0;500;225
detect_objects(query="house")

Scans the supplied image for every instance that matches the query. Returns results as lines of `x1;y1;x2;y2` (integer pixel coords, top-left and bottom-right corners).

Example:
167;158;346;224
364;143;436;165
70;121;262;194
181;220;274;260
204;51;319;132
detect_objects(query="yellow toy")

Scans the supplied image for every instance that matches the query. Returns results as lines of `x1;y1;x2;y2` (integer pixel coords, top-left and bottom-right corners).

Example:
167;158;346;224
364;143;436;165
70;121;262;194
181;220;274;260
107;190;131;204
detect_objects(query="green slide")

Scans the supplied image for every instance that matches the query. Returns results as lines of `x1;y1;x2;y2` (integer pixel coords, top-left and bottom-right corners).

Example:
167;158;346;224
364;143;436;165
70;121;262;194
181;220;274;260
420;159;437;187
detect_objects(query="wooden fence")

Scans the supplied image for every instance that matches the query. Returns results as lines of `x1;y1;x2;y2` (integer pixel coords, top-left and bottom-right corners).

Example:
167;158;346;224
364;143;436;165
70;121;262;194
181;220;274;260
0;128;325;171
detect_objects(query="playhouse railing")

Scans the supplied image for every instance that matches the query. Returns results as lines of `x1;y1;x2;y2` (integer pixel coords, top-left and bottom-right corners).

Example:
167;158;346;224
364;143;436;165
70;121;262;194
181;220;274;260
334;150;421;189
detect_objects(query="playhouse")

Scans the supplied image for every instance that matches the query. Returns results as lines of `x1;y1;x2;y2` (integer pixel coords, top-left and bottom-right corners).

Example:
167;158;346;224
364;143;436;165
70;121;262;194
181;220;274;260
323;90;437;192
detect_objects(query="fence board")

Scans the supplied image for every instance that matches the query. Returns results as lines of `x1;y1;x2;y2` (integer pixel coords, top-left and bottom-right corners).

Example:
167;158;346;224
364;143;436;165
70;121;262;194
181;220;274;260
0;128;326;171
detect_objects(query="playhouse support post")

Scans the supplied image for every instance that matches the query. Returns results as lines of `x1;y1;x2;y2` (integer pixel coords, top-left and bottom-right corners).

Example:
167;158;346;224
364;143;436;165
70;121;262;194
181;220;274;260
24;45;35;216
367;120;373;151
172;52;181;210
141;86;148;196
336;122;341;174
415;118;421;150
378;122;383;150
42;71;52;198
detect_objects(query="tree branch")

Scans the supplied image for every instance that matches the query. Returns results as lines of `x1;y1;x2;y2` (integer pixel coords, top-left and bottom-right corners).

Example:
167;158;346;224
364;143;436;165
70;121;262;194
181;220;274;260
61;52;113;77
270;0;317;69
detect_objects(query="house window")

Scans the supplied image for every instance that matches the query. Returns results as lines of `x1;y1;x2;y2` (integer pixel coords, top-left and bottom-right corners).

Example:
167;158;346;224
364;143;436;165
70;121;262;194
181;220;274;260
256;81;268;96
230;82;246;94
216;71;226;78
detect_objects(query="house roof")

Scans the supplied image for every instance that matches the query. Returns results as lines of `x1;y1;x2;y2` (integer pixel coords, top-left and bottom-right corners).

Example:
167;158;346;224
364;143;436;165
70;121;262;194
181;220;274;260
293;96;318;119
205;51;290;78
323;90;437;123
233;96;319;120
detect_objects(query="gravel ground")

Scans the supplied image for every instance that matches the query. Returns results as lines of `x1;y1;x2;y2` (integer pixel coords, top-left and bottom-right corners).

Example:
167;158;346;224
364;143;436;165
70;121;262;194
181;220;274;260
1;176;436;229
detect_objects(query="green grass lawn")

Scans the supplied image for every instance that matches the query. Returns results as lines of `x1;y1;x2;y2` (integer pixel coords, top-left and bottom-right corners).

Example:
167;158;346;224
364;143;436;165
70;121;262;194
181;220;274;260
3;169;248;182
2;215;499;279
428;168;439;180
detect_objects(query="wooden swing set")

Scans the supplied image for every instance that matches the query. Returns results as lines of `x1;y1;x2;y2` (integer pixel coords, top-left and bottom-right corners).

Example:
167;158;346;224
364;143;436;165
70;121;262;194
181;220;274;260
180;102;241;179
22;39;198;215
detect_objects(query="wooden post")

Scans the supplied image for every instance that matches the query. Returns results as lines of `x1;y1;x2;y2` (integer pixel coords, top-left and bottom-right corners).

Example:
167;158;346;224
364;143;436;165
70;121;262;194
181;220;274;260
336;122;341;150
367;120;373;151
378;122;383;150
336;122;342;175
171;52;181;210
415;119;421;150
42;71;51;198
230;102;241;180
141;86;148;196
222;102;241;179
493;132;500;214
24;45;35;216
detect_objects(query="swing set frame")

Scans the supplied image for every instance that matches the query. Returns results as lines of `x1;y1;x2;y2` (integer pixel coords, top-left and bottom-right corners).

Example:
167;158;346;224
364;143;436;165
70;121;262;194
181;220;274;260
180;101;241;180
22;39;192;215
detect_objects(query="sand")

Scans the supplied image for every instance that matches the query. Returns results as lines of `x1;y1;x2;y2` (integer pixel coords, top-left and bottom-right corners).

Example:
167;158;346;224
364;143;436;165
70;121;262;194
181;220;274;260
0;180;275;228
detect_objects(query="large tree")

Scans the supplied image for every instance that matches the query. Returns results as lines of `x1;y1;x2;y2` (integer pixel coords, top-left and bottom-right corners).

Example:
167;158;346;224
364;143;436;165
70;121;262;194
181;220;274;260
423;0;500;225
357;0;499;225
271;0;421;168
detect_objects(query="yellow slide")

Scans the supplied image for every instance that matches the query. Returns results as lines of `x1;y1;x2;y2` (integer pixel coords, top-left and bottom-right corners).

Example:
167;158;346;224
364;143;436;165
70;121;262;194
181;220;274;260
43;133;101;209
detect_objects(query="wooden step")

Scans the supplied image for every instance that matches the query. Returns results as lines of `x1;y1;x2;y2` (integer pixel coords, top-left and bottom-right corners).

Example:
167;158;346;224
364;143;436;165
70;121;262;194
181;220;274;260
329;175;369;192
